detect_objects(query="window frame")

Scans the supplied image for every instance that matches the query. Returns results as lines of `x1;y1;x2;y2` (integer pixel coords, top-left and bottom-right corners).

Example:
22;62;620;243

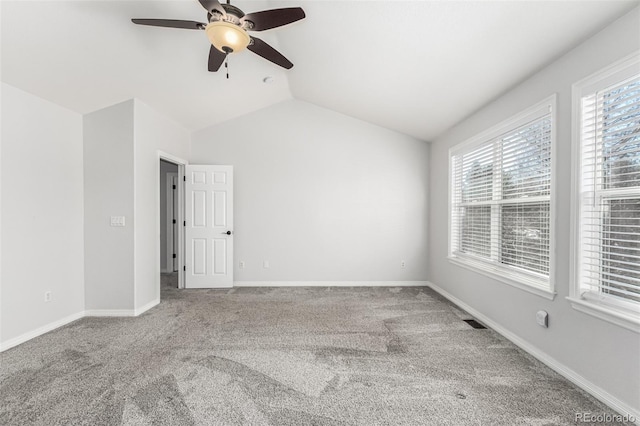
569;51;640;333
448;95;557;300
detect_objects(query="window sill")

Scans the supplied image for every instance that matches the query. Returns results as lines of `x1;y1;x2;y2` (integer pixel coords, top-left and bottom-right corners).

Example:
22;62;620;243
448;256;556;300
567;296;640;333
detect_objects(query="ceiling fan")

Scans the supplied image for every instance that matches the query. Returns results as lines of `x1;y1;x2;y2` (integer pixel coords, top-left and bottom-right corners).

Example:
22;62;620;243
132;0;305;72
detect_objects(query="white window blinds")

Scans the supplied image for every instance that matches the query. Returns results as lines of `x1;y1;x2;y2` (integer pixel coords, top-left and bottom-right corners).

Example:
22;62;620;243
450;99;554;290
578;73;640;306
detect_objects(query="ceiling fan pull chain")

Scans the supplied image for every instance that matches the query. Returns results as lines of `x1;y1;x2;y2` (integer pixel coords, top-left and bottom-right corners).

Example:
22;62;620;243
225;58;229;79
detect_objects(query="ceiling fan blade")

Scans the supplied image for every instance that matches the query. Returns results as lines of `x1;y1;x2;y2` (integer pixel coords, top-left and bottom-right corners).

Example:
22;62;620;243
198;0;226;16
131;19;205;30
208;45;227;72
247;37;293;69
242;8;305;31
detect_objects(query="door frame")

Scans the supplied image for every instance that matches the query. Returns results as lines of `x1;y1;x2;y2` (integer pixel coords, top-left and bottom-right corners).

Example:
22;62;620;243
158;151;187;289
165;172;178;273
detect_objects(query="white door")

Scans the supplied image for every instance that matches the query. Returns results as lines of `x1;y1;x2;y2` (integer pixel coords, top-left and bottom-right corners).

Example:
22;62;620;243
185;165;233;288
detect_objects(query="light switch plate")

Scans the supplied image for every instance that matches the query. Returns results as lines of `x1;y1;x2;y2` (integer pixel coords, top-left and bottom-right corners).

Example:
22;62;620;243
110;216;126;227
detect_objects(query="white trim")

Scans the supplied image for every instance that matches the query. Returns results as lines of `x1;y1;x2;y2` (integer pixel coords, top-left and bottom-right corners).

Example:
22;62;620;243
177;165;185;289
0;311;84;352
158;151;188;167
233;281;429;287
448;153;453;257
157;151;187;290
1;299;163;351
573;51;640;96
0;281;425;350
569;51;640;330
86;298;160;317
165;172;178;273
84;309;137;317
567;297;640;334
449;95;556;156
548;94;558;297
448;94;557;295
448;257;556;300
427;281;640;423
135;298;160;316
570;71;582;310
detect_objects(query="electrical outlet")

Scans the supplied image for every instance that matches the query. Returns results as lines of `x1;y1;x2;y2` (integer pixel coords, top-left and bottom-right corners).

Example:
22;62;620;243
536;310;549;328
44;291;52;302
239;261;245;269
263;260;270;269
401;260;406;268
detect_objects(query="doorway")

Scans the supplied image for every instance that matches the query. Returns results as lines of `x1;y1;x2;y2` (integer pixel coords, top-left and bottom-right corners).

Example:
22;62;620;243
158;153;187;291
160;160;178;288
157;157;234;291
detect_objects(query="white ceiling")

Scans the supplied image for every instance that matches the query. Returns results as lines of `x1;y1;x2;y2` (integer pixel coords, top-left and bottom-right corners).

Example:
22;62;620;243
2;0;638;141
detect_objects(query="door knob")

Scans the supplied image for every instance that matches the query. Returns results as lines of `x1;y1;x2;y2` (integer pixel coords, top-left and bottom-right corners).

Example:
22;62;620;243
223;230;233;235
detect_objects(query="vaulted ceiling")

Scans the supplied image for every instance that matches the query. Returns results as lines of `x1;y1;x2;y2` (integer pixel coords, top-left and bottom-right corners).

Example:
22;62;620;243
2;0;638;141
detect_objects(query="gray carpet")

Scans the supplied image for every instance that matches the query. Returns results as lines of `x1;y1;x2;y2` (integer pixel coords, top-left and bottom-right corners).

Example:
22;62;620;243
0;277;624;425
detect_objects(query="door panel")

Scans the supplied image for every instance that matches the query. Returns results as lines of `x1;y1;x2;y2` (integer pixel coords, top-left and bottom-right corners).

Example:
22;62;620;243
213;191;227;226
213;239;227;274
194;239;208;275
192;190;207;227
185;165;233;288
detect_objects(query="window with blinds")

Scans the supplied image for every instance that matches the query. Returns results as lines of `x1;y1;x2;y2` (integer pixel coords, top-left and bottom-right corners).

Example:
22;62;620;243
575;57;640;315
450;97;554;292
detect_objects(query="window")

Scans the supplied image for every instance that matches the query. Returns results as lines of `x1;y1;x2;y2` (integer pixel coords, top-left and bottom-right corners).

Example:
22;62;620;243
449;96;555;298
570;52;640;332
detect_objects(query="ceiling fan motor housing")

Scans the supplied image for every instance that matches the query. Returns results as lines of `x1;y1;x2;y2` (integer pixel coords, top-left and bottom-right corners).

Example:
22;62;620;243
221;4;244;19
208;4;254;30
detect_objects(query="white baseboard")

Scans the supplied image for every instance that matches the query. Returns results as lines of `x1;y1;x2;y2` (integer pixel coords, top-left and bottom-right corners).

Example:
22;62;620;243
426;281;640;423
234;281;429;287
84;309;136;317
134;298;160;316
0;311;85;352
2;300;162;352
85;299;160;317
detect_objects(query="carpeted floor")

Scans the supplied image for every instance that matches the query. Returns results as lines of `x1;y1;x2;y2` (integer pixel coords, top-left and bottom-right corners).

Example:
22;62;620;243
0;276;624;425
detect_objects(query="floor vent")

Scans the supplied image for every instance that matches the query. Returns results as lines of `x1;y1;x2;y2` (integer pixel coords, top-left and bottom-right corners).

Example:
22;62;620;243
463;319;486;329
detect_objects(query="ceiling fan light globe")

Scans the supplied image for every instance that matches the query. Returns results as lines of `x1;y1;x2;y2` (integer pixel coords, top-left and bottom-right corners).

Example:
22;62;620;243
205;21;250;53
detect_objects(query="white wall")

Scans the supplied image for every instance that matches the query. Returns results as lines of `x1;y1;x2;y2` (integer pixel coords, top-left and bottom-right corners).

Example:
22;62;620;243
1;83;84;346
191;100;429;283
83;99;190;313
428;8;640;415
160;160;178;273
83;100;135;311
133;100;189;310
